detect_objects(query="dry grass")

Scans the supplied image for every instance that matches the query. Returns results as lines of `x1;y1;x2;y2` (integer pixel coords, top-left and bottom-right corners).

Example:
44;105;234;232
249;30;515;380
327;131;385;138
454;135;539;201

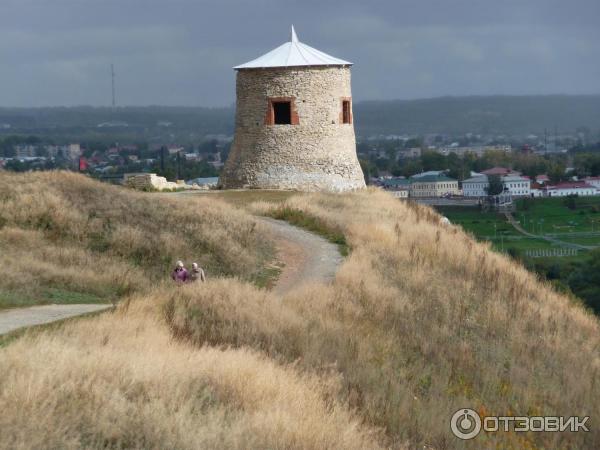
0;171;271;307
0;172;382;449
170;188;600;449
186;189;297;208
0;291;382;449
2;173;599;448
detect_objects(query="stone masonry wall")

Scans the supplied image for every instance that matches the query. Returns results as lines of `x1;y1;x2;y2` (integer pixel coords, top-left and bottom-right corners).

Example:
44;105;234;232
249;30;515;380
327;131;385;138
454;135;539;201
219;66;366;191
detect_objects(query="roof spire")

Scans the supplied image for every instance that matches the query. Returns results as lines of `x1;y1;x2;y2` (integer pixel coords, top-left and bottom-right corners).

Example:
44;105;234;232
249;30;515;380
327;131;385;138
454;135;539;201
290;25;298;43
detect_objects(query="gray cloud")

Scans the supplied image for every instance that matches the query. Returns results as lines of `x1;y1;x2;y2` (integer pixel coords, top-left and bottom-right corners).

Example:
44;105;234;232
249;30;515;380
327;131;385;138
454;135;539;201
0;0;598;106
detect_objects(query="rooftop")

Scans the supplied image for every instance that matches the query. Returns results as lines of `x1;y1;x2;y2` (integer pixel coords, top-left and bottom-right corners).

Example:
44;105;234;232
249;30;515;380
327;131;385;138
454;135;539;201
380;178;411;187
462;175;489;183
234;26;352;70
501;175;529;182
481;167;515;176
410;174;457;183
548;182;596;190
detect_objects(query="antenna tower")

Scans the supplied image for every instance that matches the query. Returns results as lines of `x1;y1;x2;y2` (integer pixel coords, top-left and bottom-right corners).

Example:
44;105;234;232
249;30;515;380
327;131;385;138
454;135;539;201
111;64;116;108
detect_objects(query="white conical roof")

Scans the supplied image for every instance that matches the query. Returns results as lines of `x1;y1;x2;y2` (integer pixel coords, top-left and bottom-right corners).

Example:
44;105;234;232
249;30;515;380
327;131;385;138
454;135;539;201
234;26;352;70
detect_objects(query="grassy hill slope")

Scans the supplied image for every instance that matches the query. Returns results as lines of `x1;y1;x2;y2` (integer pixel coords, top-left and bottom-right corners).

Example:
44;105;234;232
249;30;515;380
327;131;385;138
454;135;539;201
0;173;598;449
0;172;379;449
0;171;271;308
172;190;600;449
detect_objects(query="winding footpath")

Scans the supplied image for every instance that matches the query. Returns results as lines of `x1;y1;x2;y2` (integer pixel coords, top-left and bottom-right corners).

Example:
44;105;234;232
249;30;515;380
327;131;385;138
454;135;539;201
258;217;343;295
0;304;112;336
0;216;342;336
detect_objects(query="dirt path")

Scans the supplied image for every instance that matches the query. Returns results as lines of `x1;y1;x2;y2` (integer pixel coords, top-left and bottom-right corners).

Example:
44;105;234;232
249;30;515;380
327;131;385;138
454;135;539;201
170;191;344;293
0;204;342;335
0;304;112;336
257;217;343;295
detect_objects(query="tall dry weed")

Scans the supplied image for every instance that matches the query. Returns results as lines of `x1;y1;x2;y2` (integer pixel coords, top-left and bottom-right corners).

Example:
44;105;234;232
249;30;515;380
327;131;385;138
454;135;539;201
0;291;383;449
0;171;271;306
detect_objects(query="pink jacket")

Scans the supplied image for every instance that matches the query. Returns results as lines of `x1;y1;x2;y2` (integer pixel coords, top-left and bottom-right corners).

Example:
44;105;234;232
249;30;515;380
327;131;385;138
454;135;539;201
172;267;188;282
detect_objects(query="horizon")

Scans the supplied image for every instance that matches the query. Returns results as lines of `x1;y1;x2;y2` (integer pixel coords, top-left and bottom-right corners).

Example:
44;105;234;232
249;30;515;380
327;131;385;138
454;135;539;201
2;93;600;110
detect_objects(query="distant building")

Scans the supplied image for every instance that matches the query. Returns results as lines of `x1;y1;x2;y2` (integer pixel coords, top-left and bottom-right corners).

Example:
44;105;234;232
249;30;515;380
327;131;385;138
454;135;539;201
410;174;459;197
380;178;411;199
15;145;37;158
462;175;489;197
535;174;550;185
397;147;421;159
583;176;600;189
501;175;530;197
530;182;545;197
65;144;81;160
411;170;446;179
545;182;598;197
434;145;511;157
184;153;201;161
167;145;185;155
462;173;530;197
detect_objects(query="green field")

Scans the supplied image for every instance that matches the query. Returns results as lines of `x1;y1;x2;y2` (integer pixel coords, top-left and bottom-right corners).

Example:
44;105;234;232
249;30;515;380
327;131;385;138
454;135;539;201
436;206;557;252
515;197;600;236
438;197;600;254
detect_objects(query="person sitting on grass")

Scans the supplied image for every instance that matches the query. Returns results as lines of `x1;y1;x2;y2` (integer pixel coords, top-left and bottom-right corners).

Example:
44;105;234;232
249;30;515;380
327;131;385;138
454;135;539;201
189;262;206;283
171;260;188;283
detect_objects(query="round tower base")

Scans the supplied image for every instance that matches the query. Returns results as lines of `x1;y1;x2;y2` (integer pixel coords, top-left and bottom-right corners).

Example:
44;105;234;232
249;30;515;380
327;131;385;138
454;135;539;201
219;164;365;192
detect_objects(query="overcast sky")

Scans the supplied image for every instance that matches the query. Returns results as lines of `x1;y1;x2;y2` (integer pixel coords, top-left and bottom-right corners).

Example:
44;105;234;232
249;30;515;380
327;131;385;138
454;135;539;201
1;0;599;107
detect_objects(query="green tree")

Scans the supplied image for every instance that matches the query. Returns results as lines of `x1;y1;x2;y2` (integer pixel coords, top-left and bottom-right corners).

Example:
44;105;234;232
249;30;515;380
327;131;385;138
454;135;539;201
359;159;378;184
421;150;446;171
486;174;504;195
568;249;600;314
548;162;567;183
563;195;578;210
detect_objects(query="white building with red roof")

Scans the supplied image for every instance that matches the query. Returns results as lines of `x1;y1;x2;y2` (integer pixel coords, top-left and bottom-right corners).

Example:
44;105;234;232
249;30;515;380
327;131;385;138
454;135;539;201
545;181;598;197
583;176;600;189
535;174;550;184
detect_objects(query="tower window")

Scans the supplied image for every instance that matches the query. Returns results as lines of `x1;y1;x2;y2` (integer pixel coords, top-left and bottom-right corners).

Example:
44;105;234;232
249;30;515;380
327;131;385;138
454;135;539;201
273;101;292;124
265;97;299;125
342;100;351;124
340;97;352;124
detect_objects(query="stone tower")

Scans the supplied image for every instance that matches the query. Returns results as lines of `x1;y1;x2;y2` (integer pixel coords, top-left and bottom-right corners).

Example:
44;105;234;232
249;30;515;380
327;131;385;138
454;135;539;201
219;27;365;192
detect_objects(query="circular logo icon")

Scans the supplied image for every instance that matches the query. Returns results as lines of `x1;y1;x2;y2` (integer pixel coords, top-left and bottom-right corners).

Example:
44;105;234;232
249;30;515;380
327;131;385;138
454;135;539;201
450;408;482;440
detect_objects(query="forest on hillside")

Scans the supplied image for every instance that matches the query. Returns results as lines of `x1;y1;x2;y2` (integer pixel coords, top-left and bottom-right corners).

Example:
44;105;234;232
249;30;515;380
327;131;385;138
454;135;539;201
1;95;599;137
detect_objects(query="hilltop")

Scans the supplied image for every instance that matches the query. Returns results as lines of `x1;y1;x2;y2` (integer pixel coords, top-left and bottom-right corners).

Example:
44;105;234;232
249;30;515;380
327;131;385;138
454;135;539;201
0;172;599;449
